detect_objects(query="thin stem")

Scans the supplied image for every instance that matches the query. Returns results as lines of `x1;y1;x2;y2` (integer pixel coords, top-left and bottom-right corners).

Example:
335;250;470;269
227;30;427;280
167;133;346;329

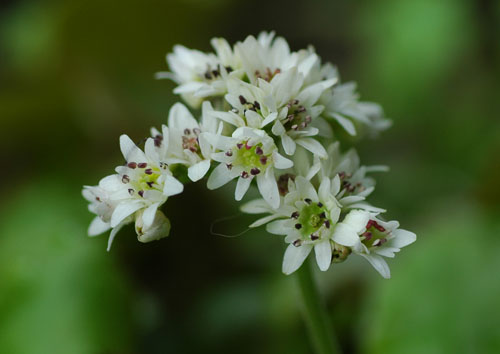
295;260;341;354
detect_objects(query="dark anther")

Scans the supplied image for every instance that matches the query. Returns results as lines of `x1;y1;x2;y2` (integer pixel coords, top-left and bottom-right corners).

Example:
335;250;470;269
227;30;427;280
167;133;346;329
122;175;130;183
138;162;147;168
293;240;302;247
241;171;249;178
225;66;233;73
226;163;233;170
239;95;247;104
255;146;263;155
145;169;153;175
295;223;302;229
310;234;319;241
319;212;326;219
317;202;323;207
250;168;261;175
291;211;299;219
304;198;312;204
236;143;243;149
128;189;134;195
260;156;268;165
138;190;144;197
127;162;137;169
254;101;261;110
324;220;331;229
204;72;212;80
225;150;233;156
184;128;191;135
362;231;372;241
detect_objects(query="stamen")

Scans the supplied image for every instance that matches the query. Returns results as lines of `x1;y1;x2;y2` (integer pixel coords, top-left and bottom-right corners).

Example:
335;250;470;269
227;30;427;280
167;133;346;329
310;234;319;241
291;211;299;219
184;128;191;135
225;150;233;156
128;188;134;195
324;220;331;229
293;240;302;247
250;168;260;175
304;198;312;204
138;163;147;168
317;202;323;207
122;175;130;183
138;190;144;197
253;101;261;110
259;156;268;165
127;162;137;169
319;212;326;219
226;163;233;170
236;143;243;149
295;223;302;229
239;95;247;104
255;146;263;155
241;171;249;179
145;169;153;175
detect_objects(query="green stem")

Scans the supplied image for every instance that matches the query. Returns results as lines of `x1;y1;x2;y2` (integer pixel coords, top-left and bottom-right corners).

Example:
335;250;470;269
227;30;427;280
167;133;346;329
295;260;341;354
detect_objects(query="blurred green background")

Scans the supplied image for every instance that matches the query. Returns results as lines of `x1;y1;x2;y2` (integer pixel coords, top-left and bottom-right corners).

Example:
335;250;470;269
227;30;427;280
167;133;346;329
1;0;499;353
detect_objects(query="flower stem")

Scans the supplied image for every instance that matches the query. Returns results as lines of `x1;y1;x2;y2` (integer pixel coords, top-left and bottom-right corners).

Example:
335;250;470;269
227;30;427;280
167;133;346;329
295;260;341;354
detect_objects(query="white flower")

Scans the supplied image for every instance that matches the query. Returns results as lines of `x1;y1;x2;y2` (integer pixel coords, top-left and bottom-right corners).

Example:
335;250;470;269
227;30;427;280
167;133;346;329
213;68;333;157
135;209;171;243
156;41;241;108
205;127;293;208
334;210;416;278
83;134;184;250
323;82;391;136
243;176;350;274
150;101;220;182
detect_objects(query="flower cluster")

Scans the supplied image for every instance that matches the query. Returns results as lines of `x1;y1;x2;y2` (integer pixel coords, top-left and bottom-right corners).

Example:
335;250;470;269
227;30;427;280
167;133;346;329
83;32;415;277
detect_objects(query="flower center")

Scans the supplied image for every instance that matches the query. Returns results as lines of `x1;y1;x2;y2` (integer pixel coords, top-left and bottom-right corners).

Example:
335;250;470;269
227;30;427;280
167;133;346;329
292;199;331;241
229;141;271;177
255;67;281;82
182;128;202;155
123;162;163;197
360;220;388;247
282;99;312;132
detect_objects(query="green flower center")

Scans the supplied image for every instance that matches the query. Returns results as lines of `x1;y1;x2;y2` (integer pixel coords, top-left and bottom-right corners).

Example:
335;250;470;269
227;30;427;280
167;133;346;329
231;141;271;176
293;200;330;241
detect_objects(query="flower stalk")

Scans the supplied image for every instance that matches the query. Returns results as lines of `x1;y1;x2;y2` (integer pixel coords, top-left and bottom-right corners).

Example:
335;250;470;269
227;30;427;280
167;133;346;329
295;259;340;354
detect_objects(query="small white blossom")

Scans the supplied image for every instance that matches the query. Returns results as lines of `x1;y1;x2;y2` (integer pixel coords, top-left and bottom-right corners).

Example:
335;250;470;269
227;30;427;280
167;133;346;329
135;209;171;243
205;127;293;208
334;210;416;278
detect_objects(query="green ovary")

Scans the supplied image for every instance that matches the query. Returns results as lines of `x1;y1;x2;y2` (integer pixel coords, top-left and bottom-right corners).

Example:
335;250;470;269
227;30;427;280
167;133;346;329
233;143;269;171
297;203;328;238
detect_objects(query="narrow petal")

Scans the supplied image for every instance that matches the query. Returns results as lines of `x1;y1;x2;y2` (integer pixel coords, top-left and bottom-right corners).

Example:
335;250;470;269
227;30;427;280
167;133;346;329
88;217;110;236
163;175;184;196
390;229;417;248
188;160;211;182
142;202;160;229
257;169;280;209
110;201;143;228
360;254;391;279
273;152;294;169
207;163;235;189
249;214;282;228
282;244;313;275
235;177;252;201
107;221;127;252
315;241;332;271
295;138;327;158
119;135;147;163
266;219;289;235
241;198;272;214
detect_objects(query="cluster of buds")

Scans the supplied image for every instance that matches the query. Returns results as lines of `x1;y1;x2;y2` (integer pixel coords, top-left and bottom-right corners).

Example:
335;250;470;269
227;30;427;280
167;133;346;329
83;32;415;277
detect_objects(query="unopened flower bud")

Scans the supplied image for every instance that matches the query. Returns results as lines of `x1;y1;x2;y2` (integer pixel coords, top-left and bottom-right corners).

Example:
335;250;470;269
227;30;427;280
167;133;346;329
135;209;171;243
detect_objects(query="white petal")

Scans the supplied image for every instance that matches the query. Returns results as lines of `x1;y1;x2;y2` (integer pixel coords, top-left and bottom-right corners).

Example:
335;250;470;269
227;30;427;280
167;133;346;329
261;112;278;127
295;138;327;158
163;175;184;196
330;113;356;136
168;102;198;129
295;176;318;202
241;198;272;214
207;163;235;189
142;202;160;229
282;244;313;275
273;152;294;169
257;169;280;209
110;201;144;228
107;221;127;252
266;219;289;235
390;229;417;248
88;217;110;236
332;223;360;247
235;177;252;201
360;254;391;279
188;160;211;182
119;135;146;162
315;241;332;271
318;177;331;202
281;134;296;155
249;214;282;228
343;210;370;233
